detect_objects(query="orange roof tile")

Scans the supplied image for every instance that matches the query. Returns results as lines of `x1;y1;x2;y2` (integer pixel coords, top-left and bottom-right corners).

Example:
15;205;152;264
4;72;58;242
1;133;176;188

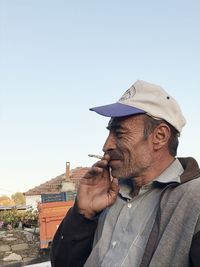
24;167;89;196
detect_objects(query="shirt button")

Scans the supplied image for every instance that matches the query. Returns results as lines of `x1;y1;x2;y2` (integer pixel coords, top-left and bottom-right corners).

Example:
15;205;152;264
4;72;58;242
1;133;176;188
127;203;132;208
112;241;117;247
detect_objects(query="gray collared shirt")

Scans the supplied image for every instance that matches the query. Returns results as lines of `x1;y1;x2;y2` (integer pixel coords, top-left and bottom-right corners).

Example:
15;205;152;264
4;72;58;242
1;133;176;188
84;159;184;267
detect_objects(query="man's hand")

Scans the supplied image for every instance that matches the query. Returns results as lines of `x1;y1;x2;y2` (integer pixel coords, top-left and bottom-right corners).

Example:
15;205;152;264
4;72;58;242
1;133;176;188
77;154;119;219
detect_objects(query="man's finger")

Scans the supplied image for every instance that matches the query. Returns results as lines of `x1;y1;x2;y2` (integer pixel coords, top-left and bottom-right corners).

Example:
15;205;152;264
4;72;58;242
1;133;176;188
83;166;103;178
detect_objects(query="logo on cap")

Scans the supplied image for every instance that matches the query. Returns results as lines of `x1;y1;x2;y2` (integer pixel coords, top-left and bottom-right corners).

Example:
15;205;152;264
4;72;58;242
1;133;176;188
119;85;136;101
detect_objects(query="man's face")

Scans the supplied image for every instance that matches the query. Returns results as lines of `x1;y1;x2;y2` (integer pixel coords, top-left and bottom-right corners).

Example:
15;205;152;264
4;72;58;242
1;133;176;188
103;114;154;179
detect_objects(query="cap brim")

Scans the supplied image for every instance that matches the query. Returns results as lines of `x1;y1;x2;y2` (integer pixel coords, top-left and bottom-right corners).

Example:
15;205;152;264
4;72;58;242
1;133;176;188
89;102;145;117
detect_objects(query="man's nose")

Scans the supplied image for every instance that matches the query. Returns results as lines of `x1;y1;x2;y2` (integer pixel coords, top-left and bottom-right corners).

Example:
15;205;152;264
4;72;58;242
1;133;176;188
103;132;116;153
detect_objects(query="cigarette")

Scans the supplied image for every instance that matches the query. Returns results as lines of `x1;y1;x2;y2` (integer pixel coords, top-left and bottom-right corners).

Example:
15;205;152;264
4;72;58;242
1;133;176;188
88;154;103;159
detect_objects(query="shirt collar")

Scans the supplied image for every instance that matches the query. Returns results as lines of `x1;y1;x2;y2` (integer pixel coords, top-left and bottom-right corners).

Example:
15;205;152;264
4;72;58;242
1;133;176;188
154;158;183;184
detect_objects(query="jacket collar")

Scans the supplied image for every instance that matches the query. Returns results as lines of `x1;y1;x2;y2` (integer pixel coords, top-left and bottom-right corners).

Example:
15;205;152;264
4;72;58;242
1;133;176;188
178;157;200;183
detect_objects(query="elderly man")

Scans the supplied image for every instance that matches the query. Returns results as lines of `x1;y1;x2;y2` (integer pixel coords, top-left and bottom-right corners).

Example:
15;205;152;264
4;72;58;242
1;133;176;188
51;80;200;267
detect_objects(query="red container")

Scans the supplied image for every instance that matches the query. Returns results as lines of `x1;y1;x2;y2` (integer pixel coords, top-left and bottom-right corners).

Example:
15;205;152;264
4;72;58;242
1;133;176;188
38;201;74;249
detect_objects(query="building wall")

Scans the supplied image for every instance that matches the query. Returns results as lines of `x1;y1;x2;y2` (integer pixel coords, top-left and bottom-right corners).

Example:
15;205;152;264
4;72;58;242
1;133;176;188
25;195;41;210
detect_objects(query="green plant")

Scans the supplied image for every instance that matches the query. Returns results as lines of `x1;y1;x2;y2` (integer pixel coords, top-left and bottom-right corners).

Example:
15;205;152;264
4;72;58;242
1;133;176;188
0;209;38;229
20;209;38;226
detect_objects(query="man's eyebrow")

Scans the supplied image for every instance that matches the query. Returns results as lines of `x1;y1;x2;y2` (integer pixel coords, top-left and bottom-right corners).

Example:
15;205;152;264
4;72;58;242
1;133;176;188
106;121;122;131
106;125;120;130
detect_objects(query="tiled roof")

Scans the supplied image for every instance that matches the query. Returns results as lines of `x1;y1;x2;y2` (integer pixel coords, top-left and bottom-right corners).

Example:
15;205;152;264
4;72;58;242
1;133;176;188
24;167;89;196
70;167;90;187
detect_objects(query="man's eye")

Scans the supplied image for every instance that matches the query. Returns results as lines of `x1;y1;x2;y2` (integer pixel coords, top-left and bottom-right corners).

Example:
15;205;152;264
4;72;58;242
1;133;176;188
115;131;124;138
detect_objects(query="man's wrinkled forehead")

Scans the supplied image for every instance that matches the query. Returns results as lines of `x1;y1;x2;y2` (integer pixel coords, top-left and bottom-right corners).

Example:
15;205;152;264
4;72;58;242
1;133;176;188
107;114;147;130
107;116;133;130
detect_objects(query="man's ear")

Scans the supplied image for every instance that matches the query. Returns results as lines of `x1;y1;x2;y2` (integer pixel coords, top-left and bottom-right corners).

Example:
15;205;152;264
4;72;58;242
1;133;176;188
152;123;171;150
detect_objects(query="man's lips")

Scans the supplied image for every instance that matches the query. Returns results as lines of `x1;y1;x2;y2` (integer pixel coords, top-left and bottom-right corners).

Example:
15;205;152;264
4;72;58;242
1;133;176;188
105;152;123;165
108;158;121;167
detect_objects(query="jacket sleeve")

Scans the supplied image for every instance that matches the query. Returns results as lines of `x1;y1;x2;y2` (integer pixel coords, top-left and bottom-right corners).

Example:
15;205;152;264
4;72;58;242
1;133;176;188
50;201;99;267
190;231;200;267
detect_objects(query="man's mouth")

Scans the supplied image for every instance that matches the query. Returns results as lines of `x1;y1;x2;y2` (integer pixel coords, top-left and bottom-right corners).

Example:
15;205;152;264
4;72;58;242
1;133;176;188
109;158;120;162
108;158;121;168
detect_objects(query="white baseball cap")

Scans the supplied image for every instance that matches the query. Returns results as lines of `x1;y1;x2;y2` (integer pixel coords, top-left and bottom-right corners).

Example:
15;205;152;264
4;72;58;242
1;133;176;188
90;80;186;133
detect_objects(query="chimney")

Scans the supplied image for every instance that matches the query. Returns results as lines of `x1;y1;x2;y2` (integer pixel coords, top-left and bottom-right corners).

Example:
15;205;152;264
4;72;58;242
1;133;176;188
65;161;70;182
61;161;75;192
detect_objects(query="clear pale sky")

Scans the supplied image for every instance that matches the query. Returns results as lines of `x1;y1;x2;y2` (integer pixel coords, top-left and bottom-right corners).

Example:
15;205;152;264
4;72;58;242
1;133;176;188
0;0;200;196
